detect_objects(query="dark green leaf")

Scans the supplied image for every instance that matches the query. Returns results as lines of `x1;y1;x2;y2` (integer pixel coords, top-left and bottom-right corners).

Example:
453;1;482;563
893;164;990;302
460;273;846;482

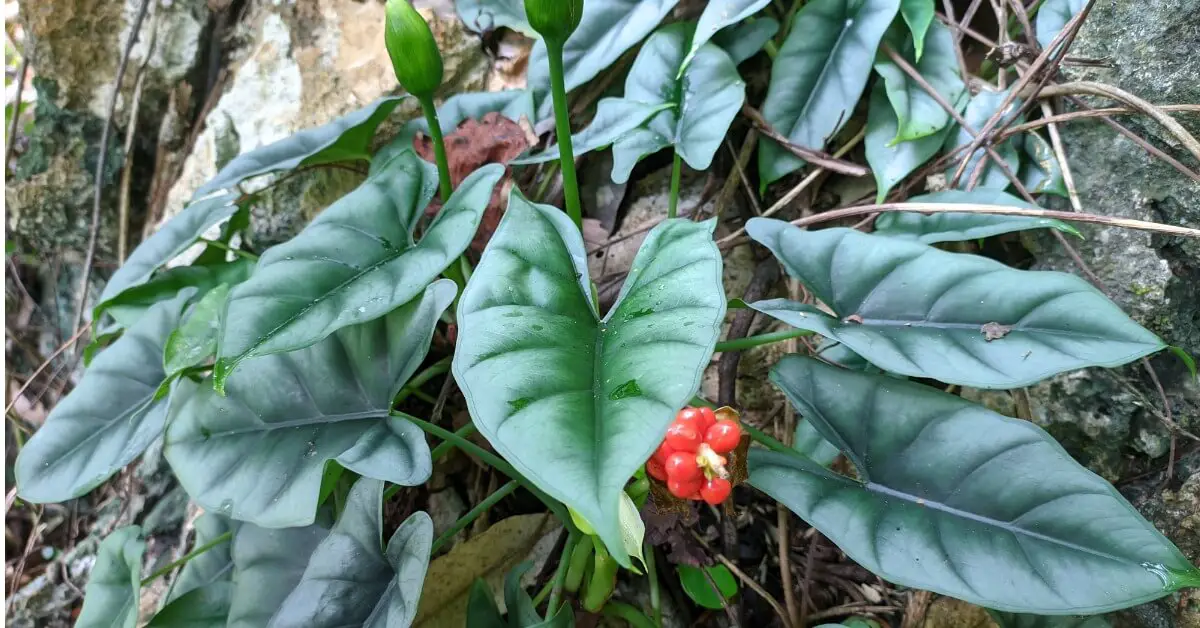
1169;346;1198;381
899;0;935;59
454;190;725;566
711;17;779;65
504;562;546;626
196;96;405;197
528;0;679;97
678;564;737;610
874;189;1081;242
97;259;252;328
1019;132;1069;197
988;610;1111;628
165;514;236;604
148;583;233;628
746;219;1164;388
874;20;965;142
750;356;1199;613
945;87;1023;189
164;284;233;375
467;579;506;628
98;192;240;305
794;419;839;467
77;526;144;628
684;0;773;69
214;153;502;389
167;280;454;528
758;0;900;185
15;292;191;503
228;521;329;628
270;479;433;627
83;323;123;367
864;81;960;203
510;98;672;166
1035;0;1085;50
457;0;532;35
611;23;746;183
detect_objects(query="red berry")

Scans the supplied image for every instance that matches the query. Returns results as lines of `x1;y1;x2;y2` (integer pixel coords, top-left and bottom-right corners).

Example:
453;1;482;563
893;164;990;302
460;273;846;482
654;441;675;460
705;420;742;454
664;423;702;453
697;407;717;430
700;477;732;505
646;457;668;481
674;407;711;433
664;452;701;482
668;476;702;499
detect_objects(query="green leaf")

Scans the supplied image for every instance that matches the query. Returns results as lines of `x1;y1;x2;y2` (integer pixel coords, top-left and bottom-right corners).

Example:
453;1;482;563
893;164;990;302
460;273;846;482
467;579;507;628
454;190;725;566
196;96;405;197
77;526;145;628
711;17;779;65
750;356;1199;613
506;563;576;627
165;514;237;604
873;189;1081;242
528;0;679;97
758;0;900;185
745;219;1165;388
864;81;959;203
510;98;672;166
270;479;433;627
97;259;252;328
1035;0;1086;50
945;87;1023;189
148;583;233;628
874;21;965;143
794;419;839;467
611;23;746;184
899;0;935;60
164;284;233;375
167;280;454;528
1020;132;1069;197
15;292;191;503
457;0;532;35
228;521;329;628
1169;345;1198;382
83;323;123;367
684;0;772;70
214;153;503;389
98;192;240;305
678;564;737;610
988;611;1111;628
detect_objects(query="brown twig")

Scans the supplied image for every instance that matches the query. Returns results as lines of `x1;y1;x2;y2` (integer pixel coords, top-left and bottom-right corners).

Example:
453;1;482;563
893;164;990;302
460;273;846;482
692;531;793;628
940;0;972;82
4;324;93;416
805;603;902;623
741;104;870;176
117;4;161;263
1039;101;1084;212
5;54;31;170
996;104;1200;138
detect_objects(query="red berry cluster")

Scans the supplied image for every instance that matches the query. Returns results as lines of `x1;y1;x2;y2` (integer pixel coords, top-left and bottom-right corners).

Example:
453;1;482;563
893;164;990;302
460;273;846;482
646;406;742;505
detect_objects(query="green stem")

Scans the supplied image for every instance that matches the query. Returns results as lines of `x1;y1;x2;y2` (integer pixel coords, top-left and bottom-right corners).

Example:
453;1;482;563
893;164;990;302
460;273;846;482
601;601;658;628
431;480;520;553
740;422;792;454
430;422;477;462
419;95;453;202
668;151;682;219
644;541;662;627
547;527;581;614
564;531;594;594
394;355;452;404
714;328;813;353
200;238;258;261
545;40;583;231
140;531;233;586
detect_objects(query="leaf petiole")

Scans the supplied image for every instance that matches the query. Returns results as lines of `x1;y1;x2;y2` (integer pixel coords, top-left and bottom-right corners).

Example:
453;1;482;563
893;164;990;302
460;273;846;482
430;479;520;553
668;151;682;219
418;95;453;202
139;531;233;587
713;328;814;353
545;39;583;231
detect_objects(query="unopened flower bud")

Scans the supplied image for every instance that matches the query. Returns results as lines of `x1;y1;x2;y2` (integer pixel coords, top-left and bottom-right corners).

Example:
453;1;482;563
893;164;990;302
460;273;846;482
523;0;584;46
384;0;443;98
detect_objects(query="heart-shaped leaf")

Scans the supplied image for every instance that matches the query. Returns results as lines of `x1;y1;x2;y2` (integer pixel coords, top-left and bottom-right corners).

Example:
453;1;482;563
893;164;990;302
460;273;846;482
899;0;934;60
76;526;145;628
214;153;502;389
864;82;960;203
454;190;725;565
745;219;1164;388
711;17;779;65
165;513;237;604
684;0;772;70
270;479;433;627
874;20;965;143
228;521;329;628
1035;0;1086;50
758;0;900;185
750;356;1200;613
196;96;405;197
945;87;1023;189
611;23;746;183
528;0;679;98
99;259;252;328
15;291;191;503
167;280;454;528
510;98;672;166
873;189;1080;242
164;284;234;376
99;192;241;305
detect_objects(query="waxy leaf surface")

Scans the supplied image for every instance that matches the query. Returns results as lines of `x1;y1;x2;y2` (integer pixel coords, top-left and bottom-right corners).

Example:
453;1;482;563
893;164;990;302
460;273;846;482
76;526;145;628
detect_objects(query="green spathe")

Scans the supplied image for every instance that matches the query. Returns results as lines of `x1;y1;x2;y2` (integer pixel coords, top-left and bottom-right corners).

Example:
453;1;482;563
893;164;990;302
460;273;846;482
385;0;444;97
525;0;584;45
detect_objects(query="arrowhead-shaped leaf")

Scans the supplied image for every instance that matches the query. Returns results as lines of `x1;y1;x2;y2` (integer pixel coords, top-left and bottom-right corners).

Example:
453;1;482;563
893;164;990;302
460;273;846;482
683;0;772;70
76;526;144;628
214;153;503;388
793;419;839;467
711;17;779;65
758;0;900;184
945;87;1023;189
611;23;746;183
510;99;672;166
167;280;454;527
1035;0;1086;50
228;521;329;628
873;189;1080;242
864;81;961;203
899;0;935;59
270;479;433;627
750;356;1200;613
196;96;405;197
454;190;725;565
98;259;252;328
99;192;241;305
874;20;965;143
746;219;1164;388
15;292;191;503
164;283;234;376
